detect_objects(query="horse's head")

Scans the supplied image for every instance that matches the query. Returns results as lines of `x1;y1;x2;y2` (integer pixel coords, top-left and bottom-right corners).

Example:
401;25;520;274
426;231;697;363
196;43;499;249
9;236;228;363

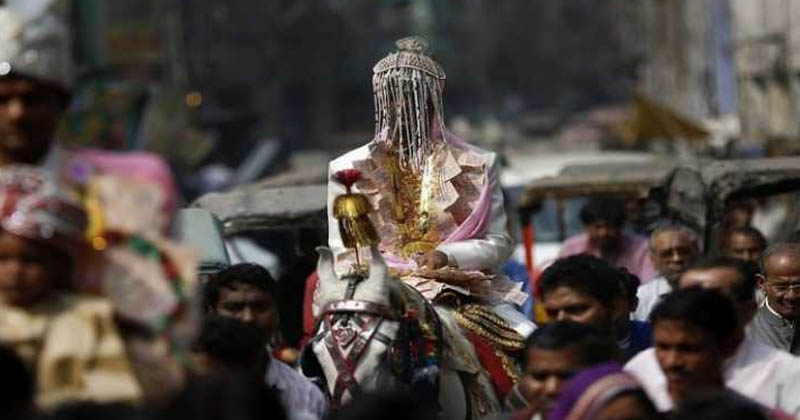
310;246;418;406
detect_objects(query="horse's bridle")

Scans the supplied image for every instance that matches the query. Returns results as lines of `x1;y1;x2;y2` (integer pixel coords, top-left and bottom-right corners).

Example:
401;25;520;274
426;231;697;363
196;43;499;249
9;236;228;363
316;299;400;407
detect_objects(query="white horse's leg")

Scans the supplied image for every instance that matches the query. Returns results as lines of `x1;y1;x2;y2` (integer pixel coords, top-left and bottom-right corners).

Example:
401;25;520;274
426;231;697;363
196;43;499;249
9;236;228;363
438;368;467;420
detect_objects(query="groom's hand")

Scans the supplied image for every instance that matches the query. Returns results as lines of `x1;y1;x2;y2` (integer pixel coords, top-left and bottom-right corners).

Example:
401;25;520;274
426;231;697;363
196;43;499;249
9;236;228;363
416;250;449;269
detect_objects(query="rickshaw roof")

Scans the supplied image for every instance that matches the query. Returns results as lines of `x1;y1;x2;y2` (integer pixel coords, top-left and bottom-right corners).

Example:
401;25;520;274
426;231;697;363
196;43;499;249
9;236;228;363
192;183;327;235
657;156;800;233
518;160;677;208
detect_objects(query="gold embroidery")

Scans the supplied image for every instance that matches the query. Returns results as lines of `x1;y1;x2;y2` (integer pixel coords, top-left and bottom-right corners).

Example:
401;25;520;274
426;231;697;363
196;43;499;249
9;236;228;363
454;304;526;352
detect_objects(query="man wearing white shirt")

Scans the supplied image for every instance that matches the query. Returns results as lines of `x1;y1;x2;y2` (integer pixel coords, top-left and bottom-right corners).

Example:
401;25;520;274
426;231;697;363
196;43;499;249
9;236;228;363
633;225;699;321
625;257;800;415
748;243;800;355
204;264;327;420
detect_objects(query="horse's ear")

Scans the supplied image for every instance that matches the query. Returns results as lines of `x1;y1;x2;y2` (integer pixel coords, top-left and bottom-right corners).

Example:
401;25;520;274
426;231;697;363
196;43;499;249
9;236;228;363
367;245;388;283
316;246;337;282
314;246;345;317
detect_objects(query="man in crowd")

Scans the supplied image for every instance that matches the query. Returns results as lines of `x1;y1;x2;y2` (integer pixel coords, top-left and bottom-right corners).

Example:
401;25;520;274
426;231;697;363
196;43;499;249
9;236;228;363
0;3;72;167
633;224;700;321
204;263;327;420
722;226;767;266
507;322;619;420
558;197;656;282
749;243;800;355
626;257;800;414
645;288;792;417
538;255;651;360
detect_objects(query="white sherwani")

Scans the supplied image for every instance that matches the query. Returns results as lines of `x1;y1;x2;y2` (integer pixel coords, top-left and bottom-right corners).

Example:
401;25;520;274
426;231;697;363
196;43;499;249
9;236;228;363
327;143;513;272
624;337;800;415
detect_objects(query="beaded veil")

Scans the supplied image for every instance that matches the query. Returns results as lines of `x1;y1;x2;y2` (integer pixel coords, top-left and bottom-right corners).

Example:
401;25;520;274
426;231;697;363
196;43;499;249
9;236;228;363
372;36;447;174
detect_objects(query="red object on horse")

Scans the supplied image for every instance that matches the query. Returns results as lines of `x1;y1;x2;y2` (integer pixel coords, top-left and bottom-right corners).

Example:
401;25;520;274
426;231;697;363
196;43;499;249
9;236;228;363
333;169;362;191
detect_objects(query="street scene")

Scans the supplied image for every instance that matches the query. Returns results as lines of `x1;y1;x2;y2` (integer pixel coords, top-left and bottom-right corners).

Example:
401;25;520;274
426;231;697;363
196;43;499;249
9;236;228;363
2;1;800;420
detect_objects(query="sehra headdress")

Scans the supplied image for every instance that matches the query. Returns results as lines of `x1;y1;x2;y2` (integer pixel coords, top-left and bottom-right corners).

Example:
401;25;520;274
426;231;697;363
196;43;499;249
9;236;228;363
372;36;447;174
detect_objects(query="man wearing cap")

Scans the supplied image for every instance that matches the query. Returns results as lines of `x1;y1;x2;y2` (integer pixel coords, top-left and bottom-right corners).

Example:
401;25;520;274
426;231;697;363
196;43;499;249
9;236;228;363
0;167;141;407
0;3;72;167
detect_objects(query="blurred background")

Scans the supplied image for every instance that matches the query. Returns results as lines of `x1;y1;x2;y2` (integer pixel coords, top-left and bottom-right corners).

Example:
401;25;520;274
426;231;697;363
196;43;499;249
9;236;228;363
53;0;800;201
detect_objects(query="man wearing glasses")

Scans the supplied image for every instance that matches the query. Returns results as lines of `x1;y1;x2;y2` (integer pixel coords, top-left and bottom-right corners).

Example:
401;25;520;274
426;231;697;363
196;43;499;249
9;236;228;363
748;242;800;355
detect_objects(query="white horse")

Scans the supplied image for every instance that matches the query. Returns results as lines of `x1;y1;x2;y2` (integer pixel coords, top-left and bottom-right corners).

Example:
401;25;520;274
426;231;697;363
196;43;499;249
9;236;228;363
305;246;500;420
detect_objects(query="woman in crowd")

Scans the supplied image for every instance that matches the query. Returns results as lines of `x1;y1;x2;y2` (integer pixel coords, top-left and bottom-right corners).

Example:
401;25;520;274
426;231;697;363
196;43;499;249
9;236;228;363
548;363;661;420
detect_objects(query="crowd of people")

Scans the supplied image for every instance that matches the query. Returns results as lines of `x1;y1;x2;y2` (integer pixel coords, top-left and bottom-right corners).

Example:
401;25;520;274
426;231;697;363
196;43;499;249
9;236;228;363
2;4;800;419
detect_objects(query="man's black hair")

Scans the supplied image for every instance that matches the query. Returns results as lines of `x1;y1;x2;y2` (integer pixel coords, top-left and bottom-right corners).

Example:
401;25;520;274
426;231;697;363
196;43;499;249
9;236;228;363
523;321;620;367
617;267;641;305
579;197;626;227
650;288;738;344
203;263;276;312
195;315;269;370
538;254;627;307
724;226;767;251
672;391;769;420
684;256;757;302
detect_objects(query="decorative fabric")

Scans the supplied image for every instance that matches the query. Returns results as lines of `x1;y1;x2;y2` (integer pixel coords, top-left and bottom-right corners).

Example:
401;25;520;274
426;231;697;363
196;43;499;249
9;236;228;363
63;149;179;231
463;330;519;399
549;363;641;420
0;165;87;249
353;139;488;261
0;293;141;407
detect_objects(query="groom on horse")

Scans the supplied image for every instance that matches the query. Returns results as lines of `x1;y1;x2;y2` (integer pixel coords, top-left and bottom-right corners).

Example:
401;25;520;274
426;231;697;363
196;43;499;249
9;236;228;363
315;36;535;418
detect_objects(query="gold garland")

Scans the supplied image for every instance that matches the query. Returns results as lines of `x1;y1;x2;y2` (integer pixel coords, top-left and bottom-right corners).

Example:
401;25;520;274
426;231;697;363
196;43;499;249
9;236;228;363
376;146;445;258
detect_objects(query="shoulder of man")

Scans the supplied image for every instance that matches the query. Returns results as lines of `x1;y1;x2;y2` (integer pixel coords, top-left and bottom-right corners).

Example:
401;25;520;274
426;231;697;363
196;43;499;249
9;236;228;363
267;359;326;400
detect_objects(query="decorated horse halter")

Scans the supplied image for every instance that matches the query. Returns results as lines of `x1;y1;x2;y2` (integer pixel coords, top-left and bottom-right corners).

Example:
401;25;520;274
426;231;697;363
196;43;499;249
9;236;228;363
314;274;442;408
318;297;399;407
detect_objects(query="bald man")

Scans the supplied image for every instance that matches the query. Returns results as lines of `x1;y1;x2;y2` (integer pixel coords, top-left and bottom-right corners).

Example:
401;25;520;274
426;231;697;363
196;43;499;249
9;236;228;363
748;243;800;355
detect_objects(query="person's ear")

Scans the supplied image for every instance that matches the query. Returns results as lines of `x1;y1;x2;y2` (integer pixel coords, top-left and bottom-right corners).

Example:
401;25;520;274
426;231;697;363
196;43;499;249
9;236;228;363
756;273;767;292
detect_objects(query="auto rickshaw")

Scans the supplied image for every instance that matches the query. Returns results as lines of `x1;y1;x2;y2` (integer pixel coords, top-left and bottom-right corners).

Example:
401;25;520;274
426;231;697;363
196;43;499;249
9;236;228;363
192;182;328;353
515;159;678;274
650;157;800;252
